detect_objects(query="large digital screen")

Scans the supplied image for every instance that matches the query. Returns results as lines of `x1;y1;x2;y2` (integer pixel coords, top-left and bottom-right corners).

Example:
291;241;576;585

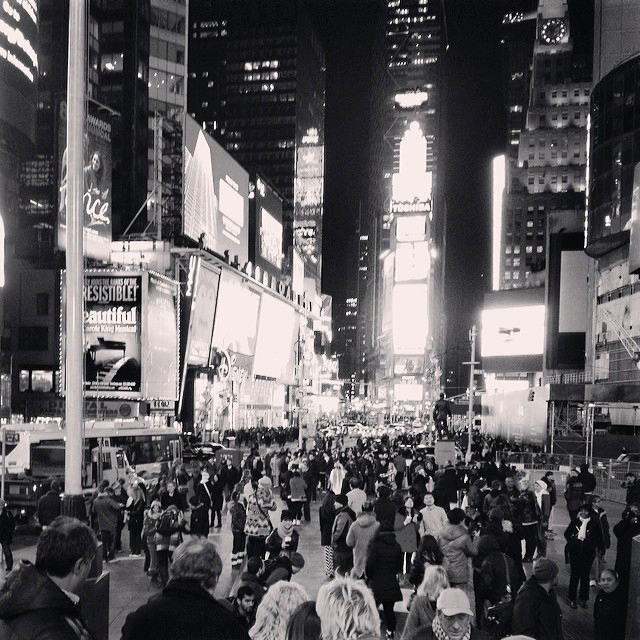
392;283;429;354
559;251;588;333
294;126;324;270
253;294;296;381
394;383;423;402
253;175;284;278
0;0;37;147
481;305;545;357
211;270;260;357
395;241;429;282
183;115;249;263
396;215;427;241
145;273;179;399
628;162;640;274
83;273;143;397
57;100;113;261
185;260;220;366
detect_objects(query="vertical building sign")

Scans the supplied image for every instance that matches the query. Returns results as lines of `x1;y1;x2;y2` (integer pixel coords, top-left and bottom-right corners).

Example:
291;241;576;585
145;273;179;399
57;99;113;261
83;273;142;397
628;162;640;274
294;127;325;273
185;259;220;366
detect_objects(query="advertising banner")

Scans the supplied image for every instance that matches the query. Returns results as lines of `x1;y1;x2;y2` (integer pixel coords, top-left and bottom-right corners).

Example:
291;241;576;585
83;272;142;397
145;272;179;399
57;99;113;261
253;175;284;279
628;163;640;274
294;126;325;270
394;356;425;375
395;241;430;282
183;115;249;263
392;283;429;354
481;305;545;357
211;270;260;357
185;259;220;366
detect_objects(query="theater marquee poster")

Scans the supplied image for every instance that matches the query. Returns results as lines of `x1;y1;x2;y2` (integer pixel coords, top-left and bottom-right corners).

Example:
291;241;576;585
81;272;142;398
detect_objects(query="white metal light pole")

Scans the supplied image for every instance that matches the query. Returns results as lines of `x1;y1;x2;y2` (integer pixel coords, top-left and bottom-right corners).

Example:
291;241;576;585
63;0;87;518
466;325;477;463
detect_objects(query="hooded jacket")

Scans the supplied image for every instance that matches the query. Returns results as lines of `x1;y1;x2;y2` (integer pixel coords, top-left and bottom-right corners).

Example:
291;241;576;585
437;523;476;584
512;576;563;640
579;463;597;495
0;561;92;640
365;531;403;603
346;512;380;578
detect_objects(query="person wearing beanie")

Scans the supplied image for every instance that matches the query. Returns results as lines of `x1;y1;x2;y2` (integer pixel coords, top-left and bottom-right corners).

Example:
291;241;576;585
512;557;563;640
374;484;396;529
331;493;355;575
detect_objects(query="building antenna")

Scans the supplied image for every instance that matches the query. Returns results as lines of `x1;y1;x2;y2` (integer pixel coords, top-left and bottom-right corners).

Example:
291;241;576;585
440;0;450;51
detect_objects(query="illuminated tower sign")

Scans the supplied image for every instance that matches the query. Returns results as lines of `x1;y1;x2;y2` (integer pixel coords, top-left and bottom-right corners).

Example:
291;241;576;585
391;121;433;214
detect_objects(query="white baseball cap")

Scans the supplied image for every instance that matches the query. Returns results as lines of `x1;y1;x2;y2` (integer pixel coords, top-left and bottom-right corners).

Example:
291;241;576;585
436;588;474;617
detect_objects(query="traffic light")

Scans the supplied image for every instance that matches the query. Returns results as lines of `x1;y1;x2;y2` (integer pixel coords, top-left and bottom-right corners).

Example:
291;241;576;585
528;389;535;402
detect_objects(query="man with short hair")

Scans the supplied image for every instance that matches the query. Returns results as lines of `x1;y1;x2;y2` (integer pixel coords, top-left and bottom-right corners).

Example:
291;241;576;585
238;556;266;604
419;492;448;538
346;477;367;515
92;486;122;562
220;585;255;630
121;538;249;640
512;557;563;640
0;515;97;640
403;587;489;640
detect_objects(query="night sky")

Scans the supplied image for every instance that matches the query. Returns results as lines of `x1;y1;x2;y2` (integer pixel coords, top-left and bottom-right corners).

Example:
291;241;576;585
318;0;508;388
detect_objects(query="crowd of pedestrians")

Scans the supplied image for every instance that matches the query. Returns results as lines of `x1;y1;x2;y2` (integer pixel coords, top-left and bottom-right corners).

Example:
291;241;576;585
0;425;637;640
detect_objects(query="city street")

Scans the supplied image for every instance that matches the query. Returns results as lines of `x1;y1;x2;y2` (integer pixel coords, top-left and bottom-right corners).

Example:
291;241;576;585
11;494;625;640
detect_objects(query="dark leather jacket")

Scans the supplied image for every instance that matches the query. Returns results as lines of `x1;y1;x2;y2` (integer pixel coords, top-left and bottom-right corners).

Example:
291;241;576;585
0;561;92;640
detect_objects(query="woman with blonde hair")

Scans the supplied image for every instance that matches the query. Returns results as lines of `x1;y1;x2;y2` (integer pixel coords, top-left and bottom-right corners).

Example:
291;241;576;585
126;483;145;557
316;576;380;640
401;564;449;640
249;581;308;640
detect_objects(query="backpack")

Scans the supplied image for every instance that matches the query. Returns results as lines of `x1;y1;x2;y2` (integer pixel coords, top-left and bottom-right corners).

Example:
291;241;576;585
156;509;180;536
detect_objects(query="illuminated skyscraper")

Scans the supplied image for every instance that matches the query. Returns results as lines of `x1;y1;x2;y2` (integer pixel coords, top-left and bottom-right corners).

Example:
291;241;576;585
366;0;446;406
187;0;325;289
496;0;591;292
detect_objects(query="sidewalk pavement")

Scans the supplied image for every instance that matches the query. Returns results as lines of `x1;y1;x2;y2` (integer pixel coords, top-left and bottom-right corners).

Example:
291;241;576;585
12;496;626;640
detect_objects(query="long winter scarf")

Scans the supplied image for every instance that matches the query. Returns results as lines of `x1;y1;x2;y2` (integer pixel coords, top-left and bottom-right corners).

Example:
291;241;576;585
432;614;471;640
577;515;590;541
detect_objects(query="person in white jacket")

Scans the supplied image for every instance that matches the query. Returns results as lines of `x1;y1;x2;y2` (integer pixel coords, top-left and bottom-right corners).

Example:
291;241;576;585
419;492;448;538
329;461;346;496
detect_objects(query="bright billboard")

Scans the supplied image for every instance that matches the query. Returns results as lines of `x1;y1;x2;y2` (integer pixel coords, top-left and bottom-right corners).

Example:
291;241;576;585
185;259;220;366
392;283;429;355
211;270;260;357
145;273;179;399
394;383;423;402
83;272;143;397
183;115;249;263
481;305;545;357
396;215;427;241
629;162;640;274
57;100;113;261
395;241;430;282
253;294;296;381
252;175;284;278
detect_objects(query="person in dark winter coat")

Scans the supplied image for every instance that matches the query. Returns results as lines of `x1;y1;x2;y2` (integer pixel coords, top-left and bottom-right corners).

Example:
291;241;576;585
346;501;380;579
564;469;583;523
578;463;597;499
210;472;225;528
160;480;187;512
374;484;396;528
121;538;250;640
0;516;97;640
92;487;122;562
512;558;563;640
188;495;210;537
0;500;15;571
238;556;267;605
36;479;62;527
621;472;640;504
594;568;626;640
365;523;403;639
331;494;355;575
516;480;541;562
319;489;336;578
564;504;604;608
613;501;640;592
434;465;459;510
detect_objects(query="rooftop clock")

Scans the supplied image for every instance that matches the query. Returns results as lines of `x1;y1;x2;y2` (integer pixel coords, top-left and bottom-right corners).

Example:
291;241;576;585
540;18;567;44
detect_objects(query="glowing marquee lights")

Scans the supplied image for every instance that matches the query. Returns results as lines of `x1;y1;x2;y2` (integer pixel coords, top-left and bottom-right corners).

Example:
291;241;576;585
391;121;432;213
492;155;506;291
0;0;38;83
